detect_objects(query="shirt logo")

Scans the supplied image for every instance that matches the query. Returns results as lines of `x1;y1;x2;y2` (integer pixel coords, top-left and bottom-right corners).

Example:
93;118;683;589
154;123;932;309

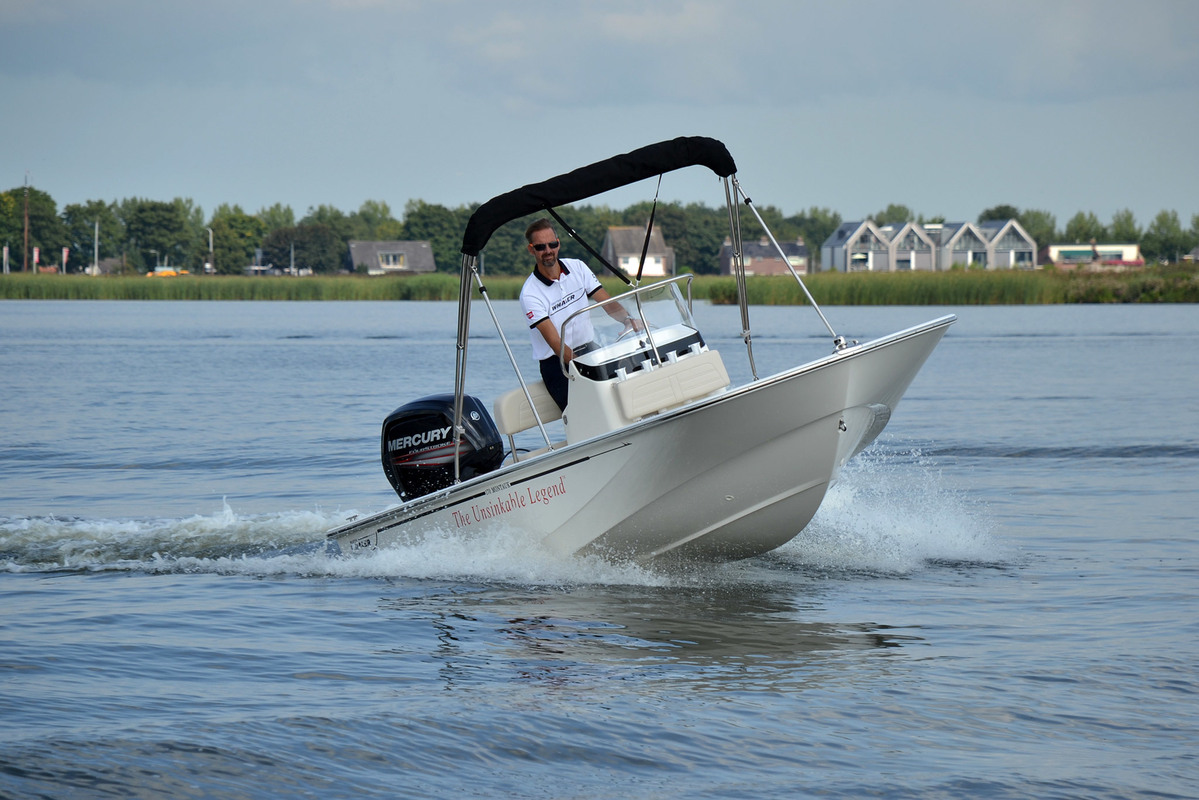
550;291;581;314
526;310;535;319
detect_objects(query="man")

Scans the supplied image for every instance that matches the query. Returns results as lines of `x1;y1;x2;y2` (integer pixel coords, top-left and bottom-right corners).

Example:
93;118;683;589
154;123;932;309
519;219;634;410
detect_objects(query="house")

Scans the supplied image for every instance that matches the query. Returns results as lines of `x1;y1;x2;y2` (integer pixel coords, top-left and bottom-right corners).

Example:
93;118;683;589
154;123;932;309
821;220;891;271
928;222;990;270
718;237;808;276
600;226;674;278
977;219;1037;269
1044;242;1144;269
879;222;936;271
348;240;436;276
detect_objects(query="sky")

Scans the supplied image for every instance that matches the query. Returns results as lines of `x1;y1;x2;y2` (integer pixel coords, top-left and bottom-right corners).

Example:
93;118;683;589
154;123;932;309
3;0;1197;231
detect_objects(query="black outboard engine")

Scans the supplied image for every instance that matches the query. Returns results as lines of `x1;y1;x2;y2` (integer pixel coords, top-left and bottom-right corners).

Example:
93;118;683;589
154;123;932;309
381;393;504;501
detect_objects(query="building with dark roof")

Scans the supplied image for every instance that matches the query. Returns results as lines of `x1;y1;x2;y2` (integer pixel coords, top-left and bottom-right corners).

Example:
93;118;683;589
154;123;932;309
600;226;674;278
718;237;809;275
348;240;436;276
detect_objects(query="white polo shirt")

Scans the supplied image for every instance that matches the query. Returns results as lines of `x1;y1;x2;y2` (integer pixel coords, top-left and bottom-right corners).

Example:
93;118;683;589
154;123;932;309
520;258;604;361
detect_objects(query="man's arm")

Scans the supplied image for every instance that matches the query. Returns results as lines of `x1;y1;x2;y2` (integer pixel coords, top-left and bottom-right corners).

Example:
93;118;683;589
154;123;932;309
591;287;641;330
534;318;574;364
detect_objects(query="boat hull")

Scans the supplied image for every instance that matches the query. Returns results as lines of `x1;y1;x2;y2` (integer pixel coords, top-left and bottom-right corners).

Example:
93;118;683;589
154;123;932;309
326;316;953;563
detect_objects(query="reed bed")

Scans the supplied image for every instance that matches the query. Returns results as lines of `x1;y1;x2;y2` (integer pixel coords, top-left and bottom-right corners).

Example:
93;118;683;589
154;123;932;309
3;268;1196;304
0;274;465;301
702;271;1070;305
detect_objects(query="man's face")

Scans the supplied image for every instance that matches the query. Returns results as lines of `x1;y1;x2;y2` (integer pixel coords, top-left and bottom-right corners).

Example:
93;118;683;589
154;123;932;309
528;229;561;272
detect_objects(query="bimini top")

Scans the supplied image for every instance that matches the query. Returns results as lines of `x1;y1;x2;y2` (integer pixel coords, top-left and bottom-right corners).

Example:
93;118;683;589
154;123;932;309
459;136;737;257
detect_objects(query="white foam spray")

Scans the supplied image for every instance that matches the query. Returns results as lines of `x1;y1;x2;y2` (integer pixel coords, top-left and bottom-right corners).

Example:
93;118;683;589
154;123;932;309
3;447;999;583
771;444;1002;574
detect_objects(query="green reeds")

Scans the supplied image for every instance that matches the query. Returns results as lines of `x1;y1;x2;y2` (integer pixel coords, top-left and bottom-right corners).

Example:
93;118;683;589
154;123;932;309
700;271;1070;305
0;274;466;301
2;268;1196;303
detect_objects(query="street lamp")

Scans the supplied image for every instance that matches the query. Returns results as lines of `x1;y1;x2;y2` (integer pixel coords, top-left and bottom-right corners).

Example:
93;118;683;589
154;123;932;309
149;249;159;268
205;227;214;274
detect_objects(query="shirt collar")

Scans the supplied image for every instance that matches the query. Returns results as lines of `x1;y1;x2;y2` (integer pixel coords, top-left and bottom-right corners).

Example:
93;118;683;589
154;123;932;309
534;260;570;286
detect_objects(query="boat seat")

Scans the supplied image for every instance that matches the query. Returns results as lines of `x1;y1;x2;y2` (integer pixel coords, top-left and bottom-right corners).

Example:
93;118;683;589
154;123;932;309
493;380;563;436
614;349;730;419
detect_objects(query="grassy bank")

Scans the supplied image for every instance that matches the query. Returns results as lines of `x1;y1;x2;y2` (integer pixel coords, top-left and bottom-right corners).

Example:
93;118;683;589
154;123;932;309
3;266;1197;303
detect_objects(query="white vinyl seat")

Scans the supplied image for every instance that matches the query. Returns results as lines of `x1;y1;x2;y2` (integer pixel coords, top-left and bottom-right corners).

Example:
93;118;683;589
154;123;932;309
493;380;562;436
494;381;564;462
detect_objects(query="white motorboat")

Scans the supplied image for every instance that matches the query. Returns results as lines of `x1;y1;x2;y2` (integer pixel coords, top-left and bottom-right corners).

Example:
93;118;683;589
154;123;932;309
327;137;954;563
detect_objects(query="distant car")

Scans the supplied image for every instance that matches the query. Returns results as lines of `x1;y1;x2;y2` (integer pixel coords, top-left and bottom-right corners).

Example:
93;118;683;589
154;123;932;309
146;267;190;277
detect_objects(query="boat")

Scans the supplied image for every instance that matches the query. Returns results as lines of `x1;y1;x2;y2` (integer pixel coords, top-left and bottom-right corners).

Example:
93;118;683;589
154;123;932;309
326;136;955;564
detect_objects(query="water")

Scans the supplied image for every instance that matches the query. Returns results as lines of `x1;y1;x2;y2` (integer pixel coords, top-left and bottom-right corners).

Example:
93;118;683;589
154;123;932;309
2;300;1196;799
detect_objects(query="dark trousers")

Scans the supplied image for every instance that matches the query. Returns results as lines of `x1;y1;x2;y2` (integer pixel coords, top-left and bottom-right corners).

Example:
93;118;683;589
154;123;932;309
539;356;569;411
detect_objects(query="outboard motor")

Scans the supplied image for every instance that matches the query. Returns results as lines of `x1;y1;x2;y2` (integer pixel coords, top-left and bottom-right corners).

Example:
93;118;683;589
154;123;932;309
381;393;504;501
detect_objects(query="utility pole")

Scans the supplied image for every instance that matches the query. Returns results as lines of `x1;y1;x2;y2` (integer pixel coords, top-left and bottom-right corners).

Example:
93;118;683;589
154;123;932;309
23;172;30;272
93;220;99;274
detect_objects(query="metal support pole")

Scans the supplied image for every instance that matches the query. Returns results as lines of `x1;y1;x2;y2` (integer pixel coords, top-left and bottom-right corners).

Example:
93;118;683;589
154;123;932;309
732;177;846;350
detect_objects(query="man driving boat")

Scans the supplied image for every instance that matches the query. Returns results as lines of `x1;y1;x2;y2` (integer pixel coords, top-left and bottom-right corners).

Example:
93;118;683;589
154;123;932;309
519;219;637;410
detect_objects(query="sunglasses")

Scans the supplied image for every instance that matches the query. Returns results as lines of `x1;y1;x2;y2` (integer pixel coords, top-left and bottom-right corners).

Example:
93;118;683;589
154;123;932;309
531;240;561;252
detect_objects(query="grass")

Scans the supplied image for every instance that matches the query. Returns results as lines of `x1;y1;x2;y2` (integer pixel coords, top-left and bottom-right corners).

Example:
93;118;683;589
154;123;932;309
2;267;1197;303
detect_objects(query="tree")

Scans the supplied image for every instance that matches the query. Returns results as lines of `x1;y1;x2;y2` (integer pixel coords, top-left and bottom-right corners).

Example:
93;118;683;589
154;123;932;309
174;197;207;271
400;200;468;272
677;202;733;275
614;200;725;275
257;203;296;236
209;205;265;274
789;207;842;270
0;191;16;261
873;203;914;226
123;199;190;271
567;203;623;269
978;204;1021;224
1018;209;1057;251
61;200;123;272
1064;211;1106;245
1108;209;1140;243
351;200;403;241
0;185;66;271
479;213;538;275
1141;210;1189;263
300;204;358;271
301;204;354;241
261;223;342;273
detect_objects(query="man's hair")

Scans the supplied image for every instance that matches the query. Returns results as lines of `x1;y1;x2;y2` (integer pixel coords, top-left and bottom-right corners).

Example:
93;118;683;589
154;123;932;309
525;218;555;243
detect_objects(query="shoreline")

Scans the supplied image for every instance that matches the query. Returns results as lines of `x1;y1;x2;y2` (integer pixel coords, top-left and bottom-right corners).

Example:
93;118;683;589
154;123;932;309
2;268;1196;304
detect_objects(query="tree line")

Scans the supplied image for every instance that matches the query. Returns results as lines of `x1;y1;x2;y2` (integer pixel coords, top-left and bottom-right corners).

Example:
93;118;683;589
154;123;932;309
2;186;1197;277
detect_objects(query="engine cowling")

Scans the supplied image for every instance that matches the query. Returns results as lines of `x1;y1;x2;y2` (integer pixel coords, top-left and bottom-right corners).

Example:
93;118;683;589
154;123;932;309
380;394;504;501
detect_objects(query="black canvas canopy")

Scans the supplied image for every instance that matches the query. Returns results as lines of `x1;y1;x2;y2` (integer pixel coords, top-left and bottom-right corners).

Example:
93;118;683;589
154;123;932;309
459;136;737;257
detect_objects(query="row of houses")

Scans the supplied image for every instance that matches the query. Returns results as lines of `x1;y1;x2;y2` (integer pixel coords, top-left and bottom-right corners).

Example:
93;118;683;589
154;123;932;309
821;219;1037;272
347;220;1154;277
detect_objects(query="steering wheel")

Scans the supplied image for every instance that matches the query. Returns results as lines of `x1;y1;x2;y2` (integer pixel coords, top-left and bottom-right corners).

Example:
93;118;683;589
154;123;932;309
616;319;652;341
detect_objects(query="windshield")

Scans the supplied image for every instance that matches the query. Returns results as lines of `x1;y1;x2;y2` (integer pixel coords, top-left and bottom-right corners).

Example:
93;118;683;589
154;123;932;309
563;276;696;351
558;276;702;378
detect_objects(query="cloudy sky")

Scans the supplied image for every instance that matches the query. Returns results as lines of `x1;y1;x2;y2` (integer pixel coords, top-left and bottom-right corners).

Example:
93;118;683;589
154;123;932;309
3;0;1197;230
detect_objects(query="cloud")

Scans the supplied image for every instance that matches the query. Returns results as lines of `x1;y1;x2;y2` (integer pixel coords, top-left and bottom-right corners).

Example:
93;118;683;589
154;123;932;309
3;0;1196;224
7;1;1197;104
978;0;1199;102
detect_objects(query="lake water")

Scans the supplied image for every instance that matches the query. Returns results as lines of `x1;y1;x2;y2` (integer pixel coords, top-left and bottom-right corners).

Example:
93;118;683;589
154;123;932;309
2;299;1196;799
